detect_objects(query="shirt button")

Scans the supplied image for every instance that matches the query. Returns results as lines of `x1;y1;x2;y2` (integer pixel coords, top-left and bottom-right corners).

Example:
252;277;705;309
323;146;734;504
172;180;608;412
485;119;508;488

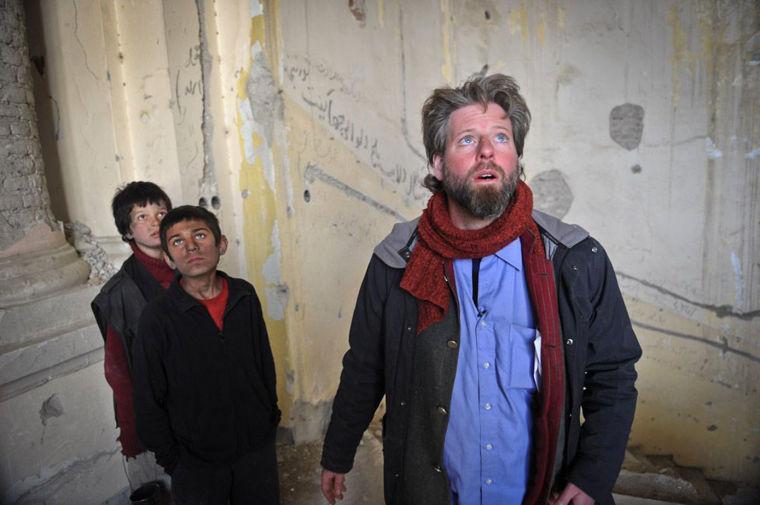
437;406;448;416
483;403;492;411
446;340;458;349
485;443;493;450
482;361;490;369
566;338;574;346
485;478;493;485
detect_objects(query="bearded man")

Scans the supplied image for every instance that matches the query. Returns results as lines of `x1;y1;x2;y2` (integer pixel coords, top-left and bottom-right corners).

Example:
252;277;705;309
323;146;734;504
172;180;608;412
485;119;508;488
320;74;641;505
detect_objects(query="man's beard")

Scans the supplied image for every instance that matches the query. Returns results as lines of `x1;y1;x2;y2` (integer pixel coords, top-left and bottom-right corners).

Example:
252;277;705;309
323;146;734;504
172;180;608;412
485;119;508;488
442;161;519;219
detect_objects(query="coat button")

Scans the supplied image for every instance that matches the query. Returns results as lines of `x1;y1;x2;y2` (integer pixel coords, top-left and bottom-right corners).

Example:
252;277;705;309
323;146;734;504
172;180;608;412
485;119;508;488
571;265;579;271
400;400;407;407
394;473;400;478
433;465;442;473
566;338;574;346
407;326;413;332
446;340;458;349
591;246;598;253
437;406;448;416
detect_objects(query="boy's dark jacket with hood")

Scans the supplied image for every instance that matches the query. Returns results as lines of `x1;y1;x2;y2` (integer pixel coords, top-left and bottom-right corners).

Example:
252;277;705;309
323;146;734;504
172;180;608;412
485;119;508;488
322;210;641;505
132;272;280;474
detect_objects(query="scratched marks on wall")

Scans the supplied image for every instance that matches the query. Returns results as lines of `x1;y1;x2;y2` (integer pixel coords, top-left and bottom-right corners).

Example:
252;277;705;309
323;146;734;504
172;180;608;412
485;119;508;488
173;45;202;119
303;163;406;222
283;53;427;204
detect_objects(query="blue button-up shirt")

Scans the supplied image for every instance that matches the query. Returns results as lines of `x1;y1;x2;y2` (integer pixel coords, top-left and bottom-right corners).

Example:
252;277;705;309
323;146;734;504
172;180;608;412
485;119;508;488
443;238;539;504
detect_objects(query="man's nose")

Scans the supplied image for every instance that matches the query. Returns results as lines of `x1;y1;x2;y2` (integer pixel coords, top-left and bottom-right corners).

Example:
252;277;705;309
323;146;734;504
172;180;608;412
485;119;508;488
478;137;494;159
185;238;199;251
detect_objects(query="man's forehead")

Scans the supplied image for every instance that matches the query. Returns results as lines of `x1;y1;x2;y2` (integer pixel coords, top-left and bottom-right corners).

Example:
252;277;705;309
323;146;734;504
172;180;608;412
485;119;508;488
449;102;511;129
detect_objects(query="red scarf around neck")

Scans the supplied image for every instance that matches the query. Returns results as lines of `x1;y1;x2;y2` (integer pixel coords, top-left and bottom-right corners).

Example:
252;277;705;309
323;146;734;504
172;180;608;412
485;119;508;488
400;180;540;333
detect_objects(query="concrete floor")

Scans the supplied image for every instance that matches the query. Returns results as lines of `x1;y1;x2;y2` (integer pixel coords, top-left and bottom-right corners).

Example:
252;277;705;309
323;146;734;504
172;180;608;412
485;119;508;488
276;427;760;505
277;430;383;505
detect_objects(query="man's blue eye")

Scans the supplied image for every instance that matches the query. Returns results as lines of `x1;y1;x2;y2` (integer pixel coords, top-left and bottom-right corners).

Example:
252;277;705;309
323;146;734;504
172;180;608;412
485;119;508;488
460;136;475;145
495;133;508;143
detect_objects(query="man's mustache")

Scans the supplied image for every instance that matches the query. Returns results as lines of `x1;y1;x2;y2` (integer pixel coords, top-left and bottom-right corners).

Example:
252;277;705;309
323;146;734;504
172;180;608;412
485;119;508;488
468;161;506;179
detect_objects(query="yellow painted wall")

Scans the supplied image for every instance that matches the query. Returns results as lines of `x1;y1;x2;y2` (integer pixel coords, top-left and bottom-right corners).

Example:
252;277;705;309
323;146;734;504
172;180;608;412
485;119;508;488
29;0;759;484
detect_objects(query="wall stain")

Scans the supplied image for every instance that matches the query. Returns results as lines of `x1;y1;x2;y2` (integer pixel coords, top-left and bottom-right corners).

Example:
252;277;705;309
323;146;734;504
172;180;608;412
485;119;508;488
632;319;759;364
618;271;760;321
304;163;406;221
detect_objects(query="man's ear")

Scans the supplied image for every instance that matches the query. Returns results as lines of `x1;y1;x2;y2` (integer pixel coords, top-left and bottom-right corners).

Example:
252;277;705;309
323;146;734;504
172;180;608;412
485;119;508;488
218;235;228;256
432;154;444;181
163;251;176;270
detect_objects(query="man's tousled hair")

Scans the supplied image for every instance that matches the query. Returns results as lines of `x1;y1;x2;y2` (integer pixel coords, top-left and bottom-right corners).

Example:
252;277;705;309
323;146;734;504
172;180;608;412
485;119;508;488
112;181;172;241
421;73;531;193
160;205;222;259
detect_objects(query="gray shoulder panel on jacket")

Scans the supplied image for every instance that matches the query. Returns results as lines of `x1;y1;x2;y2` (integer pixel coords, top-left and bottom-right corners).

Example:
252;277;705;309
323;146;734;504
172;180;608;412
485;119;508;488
373;217;420;269
532;209;589;248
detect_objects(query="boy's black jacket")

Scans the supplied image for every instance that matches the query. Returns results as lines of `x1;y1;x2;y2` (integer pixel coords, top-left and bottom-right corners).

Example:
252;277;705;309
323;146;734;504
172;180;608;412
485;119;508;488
133;271;280;474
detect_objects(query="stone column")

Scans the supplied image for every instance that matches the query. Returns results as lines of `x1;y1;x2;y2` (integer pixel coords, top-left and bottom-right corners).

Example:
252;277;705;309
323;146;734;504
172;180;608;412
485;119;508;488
0;0;88;306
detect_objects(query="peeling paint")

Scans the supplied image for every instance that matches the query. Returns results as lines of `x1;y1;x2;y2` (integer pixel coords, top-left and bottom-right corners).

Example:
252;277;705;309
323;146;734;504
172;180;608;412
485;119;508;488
238;98;256;164
262;222;286;320
250;0;262;18
39;394;64;425
730;252;744;308
705;137;722;160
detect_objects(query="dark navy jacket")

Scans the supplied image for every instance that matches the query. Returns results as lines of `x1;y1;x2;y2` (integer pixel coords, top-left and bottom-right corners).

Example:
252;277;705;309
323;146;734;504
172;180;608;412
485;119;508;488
321;210;641;504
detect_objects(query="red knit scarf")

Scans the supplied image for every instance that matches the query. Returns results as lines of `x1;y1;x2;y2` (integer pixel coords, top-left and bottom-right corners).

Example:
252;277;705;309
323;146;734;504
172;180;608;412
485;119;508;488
400;180;540;333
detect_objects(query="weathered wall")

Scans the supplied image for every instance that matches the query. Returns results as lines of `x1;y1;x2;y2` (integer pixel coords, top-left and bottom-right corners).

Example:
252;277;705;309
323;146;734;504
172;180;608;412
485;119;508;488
267;0;759;483
18;0;759;492
0;0;55;252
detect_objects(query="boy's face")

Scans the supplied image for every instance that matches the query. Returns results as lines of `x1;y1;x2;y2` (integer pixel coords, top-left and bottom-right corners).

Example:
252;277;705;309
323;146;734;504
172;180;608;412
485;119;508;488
163;218;227;278
127;201;169;255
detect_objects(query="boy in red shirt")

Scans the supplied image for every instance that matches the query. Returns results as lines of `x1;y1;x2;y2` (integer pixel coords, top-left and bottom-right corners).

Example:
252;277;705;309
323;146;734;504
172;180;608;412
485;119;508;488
133;205;280;504
91;181;173;491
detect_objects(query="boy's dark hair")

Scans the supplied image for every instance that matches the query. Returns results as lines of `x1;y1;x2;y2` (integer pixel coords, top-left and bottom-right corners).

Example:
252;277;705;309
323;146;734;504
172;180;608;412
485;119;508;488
160;205;222;259
112;181;172;241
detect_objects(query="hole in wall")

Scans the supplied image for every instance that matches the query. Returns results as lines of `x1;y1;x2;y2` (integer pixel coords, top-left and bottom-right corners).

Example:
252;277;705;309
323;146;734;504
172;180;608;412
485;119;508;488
199;197;208;208
211;196;221;209
303;190;311;203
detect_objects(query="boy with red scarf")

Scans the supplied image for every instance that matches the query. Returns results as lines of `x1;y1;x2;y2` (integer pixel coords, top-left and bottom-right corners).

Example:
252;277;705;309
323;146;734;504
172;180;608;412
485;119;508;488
92;181;173;491
321;74;641;505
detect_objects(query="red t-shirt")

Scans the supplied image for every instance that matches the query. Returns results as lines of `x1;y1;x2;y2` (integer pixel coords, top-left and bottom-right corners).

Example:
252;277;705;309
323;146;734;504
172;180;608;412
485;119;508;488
198;276;229;331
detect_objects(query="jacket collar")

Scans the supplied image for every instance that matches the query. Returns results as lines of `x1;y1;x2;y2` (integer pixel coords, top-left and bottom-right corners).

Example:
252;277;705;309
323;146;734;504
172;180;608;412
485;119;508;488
168;271;249;313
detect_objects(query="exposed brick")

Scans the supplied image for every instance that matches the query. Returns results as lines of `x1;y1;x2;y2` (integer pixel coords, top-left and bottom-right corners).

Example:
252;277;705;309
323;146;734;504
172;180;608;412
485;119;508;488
10;121;30;137
0;194;22;211
0;87;26;104
22;193;42;208
3;174;27;192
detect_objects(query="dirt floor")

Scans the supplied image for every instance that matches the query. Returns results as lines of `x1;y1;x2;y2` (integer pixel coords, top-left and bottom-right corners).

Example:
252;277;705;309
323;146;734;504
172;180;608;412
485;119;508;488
277;429;383;505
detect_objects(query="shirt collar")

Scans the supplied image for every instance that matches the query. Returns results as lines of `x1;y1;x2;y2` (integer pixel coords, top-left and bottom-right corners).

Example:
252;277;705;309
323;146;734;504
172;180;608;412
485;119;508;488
493;237;522;271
